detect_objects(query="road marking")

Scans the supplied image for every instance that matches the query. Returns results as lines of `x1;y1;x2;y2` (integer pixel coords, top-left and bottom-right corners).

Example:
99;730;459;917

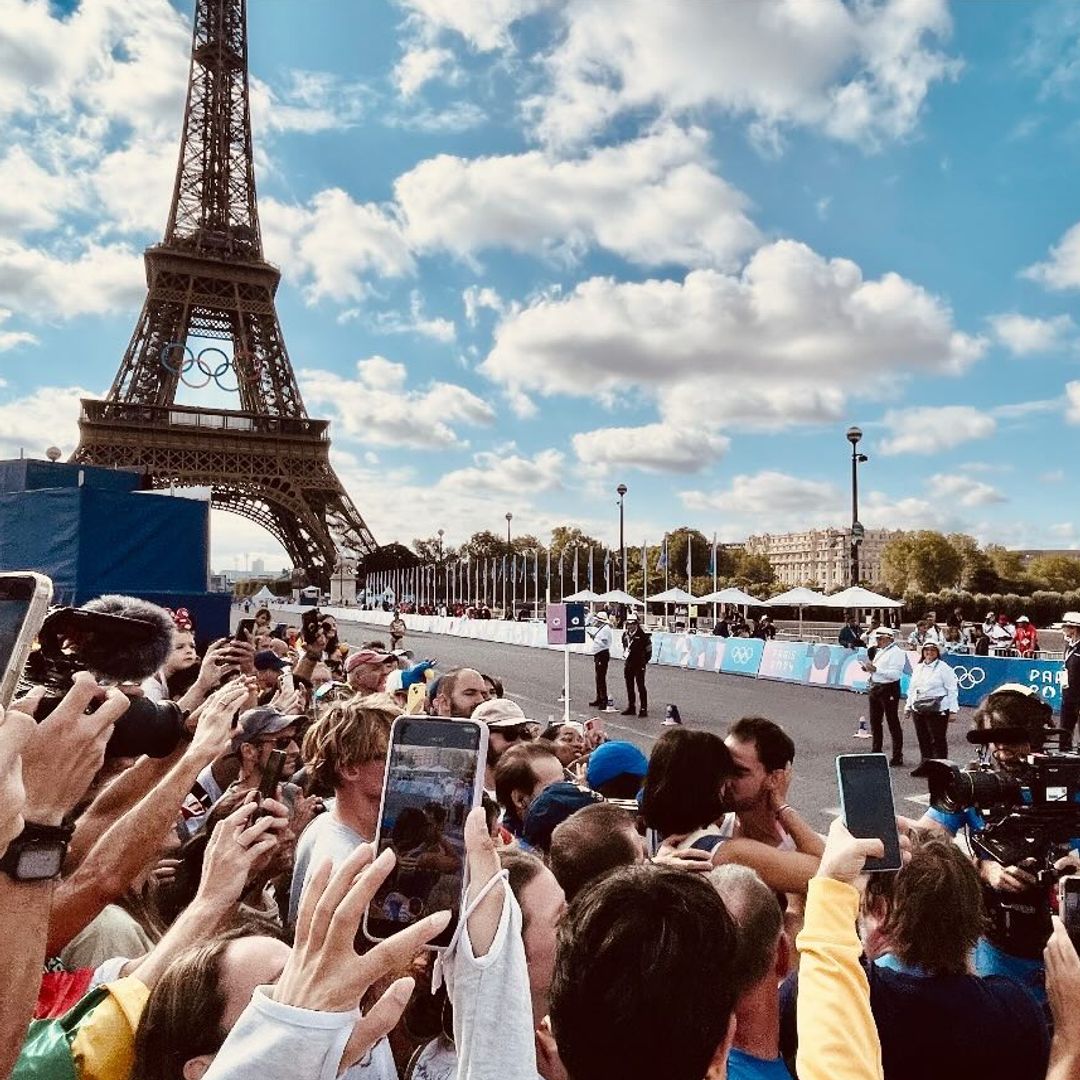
905;793;931;807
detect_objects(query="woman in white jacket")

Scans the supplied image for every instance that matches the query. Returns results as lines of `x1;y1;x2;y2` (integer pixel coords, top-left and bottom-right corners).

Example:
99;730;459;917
905;640;960;762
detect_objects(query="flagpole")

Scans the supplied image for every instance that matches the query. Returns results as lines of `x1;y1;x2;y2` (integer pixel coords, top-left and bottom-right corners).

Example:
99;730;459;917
712;531;718;629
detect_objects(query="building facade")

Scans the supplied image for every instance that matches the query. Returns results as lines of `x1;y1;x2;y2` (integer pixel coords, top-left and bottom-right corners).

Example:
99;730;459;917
745;527;904;589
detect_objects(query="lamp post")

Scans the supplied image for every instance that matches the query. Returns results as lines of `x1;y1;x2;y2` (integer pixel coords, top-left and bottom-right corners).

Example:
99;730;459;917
616;483;627;591
846;426;868;587
437;528;444;609
505;512;513;617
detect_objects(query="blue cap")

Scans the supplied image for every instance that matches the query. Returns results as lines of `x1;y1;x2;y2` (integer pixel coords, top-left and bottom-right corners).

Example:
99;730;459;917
521;782;602;853
586;741;648;791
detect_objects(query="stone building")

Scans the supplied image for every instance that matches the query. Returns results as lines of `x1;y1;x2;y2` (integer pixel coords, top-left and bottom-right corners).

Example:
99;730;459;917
745;528;904;589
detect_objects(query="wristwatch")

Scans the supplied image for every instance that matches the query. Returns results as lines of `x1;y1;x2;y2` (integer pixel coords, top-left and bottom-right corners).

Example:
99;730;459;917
0;821;74;881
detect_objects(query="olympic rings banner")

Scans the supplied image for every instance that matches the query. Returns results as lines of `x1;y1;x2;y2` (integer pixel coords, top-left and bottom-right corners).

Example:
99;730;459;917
273;605;1064;712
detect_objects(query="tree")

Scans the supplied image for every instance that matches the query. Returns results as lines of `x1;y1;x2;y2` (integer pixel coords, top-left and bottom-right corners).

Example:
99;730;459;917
665;527;711;587
880;531;962;593
985;544;1025;590
730;550;775;589
458;531;506;560
510;534;542;556
947;533;1000;593
412;535;457;562
1028;554;1080;593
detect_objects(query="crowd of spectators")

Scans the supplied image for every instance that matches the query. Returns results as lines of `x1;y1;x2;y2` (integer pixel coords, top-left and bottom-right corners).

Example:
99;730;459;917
4;595;1080;1080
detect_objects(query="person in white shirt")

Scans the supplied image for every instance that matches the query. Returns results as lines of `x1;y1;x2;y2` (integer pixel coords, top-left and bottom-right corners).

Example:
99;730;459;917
904;640;959;761
860;627;906;766
586;611;613;710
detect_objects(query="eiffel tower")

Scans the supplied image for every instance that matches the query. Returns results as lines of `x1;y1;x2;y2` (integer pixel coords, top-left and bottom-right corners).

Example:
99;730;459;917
73;0;377;588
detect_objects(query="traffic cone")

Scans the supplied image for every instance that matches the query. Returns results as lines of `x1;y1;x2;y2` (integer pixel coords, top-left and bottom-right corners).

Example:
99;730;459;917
853;714;871;739
604;697;617;712
663;704;683;727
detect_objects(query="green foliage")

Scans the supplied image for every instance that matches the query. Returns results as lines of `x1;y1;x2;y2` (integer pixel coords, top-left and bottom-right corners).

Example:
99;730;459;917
881;531;963;593
1027;554;1080;593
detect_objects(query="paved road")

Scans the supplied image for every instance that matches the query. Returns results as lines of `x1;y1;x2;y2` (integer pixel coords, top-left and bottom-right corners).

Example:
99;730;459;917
266;614;967;831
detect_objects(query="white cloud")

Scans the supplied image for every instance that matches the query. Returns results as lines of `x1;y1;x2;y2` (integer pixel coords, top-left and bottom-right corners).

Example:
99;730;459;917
0;147;82;234
682;471;838;518
463;286;505;326
481;240;985;432
572;423;729;474
393;45;456;97
395;125;760;269
374;291;456;342
1066;381;1080;424
990;312;1076;354
299;356;494;449
529;0;960;150
0;309;37;353
385;101;487;133
251;70;372;136
926;473;1006;508
262;191;414;304
438;447;564;494
0;385;90;458
396;0;550;52
0;238;143;318
877;405;996;455
1024;222;1080;291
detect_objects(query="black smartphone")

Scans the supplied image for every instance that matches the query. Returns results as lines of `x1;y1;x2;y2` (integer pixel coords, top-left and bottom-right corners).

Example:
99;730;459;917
363;716;488;948
301;608;321;646
0;572;53;707
257;749;287;813
236;618;255;642
1062;877;1080;950
836;753;902;872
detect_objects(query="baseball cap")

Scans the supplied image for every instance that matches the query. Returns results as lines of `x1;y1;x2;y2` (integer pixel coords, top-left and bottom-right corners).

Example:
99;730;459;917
586;741;648;791
594;611;609;623
1063;612;1080;627
872;627;897;638
522;782;603;853
626;612;639;623
254;650;286;672
1017;615;1030;624
344;648;396;675
472;698;532;730
232;706;302;750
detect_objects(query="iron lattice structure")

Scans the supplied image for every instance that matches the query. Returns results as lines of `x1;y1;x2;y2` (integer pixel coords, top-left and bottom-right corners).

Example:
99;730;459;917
73;0;376;586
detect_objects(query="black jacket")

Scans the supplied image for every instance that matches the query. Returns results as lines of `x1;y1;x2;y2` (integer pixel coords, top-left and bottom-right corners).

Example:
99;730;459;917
622;627;652;669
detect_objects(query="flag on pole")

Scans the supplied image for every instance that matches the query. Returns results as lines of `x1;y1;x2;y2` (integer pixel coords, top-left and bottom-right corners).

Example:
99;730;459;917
708;537;716;577
657;536;668;572
587;545;594;590
686;537;693;583
573;548;579;591
642;540;649;606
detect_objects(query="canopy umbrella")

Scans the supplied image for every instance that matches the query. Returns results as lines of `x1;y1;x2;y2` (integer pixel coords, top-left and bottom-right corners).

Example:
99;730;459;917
250;585;278;603
597;589;644;606
649;587;700;604
696;587;763;606
822;586;903;609
763;587;830;638
564;589;603;602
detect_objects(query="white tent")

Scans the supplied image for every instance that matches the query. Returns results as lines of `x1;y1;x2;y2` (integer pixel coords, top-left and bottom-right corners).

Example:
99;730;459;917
564;589;603;602
597;589;643;606
649;587;700;604
697;587;762;606
250;585;278;604
764;587;830;637
823;586;903;609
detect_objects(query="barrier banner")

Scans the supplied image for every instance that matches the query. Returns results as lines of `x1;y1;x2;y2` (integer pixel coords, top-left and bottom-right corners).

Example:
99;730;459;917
807;645;872;692
719;638;765;676
942;654;1064;712
758;640;814;684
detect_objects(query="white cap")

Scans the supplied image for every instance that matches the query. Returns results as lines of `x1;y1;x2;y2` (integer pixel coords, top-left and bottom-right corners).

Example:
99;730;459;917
1016;615;1030;624
1063;611;1080;627
873;626;897;638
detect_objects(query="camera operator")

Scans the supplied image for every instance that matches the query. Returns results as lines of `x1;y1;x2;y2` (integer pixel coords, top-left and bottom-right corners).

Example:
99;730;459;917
916;684;1073;1003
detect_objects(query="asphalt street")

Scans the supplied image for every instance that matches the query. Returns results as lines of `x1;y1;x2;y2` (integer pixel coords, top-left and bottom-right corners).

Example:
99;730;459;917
267;612;966;831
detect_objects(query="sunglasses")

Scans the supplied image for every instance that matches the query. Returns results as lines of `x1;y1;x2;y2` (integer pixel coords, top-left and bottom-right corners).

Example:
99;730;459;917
257;734;298;750
500;723;540;742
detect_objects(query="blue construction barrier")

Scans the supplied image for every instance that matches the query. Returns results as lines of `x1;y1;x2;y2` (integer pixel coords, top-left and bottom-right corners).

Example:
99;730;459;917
648;633;1064;712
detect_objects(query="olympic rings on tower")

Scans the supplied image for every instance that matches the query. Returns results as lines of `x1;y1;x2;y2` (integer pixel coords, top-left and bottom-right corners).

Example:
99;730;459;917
160;343;241;394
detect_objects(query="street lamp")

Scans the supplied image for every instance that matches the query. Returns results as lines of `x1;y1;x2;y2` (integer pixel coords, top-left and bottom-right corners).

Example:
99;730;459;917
437;528;444;608
505;512;513;549
616;483;627;590
846;426;868;587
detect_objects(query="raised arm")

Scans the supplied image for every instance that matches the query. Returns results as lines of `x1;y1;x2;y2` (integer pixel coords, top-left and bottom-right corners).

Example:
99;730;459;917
711;838;820;894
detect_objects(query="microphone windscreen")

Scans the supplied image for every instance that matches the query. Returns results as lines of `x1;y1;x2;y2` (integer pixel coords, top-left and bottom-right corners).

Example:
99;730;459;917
78;595;177;681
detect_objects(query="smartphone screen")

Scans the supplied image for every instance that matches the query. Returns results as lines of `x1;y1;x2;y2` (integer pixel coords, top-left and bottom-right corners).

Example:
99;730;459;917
836;753;902;872
1062;878;1080;950
0;573;52;707
364;717;487;948
236;618;255;642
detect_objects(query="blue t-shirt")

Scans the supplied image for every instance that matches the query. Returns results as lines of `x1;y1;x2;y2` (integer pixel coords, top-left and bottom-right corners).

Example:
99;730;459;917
727;1048;793;1080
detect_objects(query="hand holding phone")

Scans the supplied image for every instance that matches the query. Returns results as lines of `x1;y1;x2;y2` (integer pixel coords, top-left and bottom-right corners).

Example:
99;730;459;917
363;717;487;948
0;572;53;708
835;754;902;873
256;749;288;818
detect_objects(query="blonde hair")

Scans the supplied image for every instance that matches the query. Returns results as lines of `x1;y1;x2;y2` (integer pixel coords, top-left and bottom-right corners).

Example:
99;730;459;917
302;693;397;790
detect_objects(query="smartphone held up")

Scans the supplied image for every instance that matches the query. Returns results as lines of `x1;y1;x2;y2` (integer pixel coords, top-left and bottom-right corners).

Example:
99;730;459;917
364;716;488;949
0;572;53;708
836;753;902;873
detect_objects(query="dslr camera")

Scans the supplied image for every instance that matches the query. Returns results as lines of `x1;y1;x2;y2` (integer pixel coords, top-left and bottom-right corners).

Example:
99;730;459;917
23;595;190;758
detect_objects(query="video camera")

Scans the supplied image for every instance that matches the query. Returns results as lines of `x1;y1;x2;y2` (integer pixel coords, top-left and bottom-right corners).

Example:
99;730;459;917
22;596;189;758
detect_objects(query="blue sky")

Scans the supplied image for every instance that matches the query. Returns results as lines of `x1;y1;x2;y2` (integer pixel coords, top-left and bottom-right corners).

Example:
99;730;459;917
3;0;1080;572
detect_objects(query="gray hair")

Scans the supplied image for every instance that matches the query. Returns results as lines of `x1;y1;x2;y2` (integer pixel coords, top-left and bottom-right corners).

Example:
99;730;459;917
708;864;783;990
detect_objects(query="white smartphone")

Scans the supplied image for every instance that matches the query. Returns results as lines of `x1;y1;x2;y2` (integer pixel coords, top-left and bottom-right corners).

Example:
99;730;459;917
0;572;53;708
836;753;902;872
363;716;488;948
